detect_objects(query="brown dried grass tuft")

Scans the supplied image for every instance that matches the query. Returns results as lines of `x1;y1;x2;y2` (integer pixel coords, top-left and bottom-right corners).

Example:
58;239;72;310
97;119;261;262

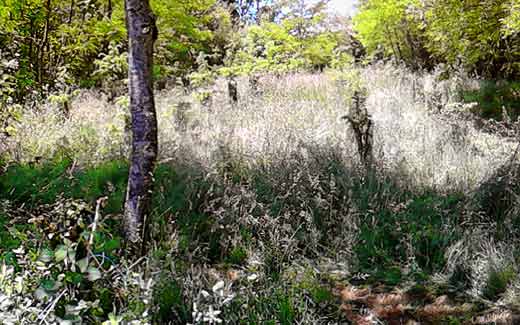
473;310;516;325
416;295;470;320
340;286;370;302
338;285;488;324
339;286;411;323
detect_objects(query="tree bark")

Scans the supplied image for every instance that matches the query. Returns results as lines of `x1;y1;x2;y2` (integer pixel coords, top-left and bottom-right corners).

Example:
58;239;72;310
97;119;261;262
106;0;113;19
225;0;240;26
37;0;52;84
123;0;158;255
68;0;75;24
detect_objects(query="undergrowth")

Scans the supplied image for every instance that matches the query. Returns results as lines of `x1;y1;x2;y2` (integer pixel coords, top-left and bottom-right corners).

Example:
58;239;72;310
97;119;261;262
0;151;518;323
463;80;520;120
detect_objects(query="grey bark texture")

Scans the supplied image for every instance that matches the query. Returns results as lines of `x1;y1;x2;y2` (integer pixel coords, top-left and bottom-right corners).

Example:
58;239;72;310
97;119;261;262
123;0;158;254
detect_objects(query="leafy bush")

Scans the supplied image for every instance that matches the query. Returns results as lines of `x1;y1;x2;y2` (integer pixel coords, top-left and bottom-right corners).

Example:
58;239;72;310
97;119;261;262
463;80;520;120
482;265;516;301
226;246;248;266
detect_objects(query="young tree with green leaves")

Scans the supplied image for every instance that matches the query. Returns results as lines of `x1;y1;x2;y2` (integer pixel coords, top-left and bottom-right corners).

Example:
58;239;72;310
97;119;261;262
223;0;353;75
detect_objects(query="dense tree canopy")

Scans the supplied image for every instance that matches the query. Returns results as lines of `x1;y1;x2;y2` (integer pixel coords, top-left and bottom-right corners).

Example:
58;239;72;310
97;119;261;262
0;0;235;99
0;0;517;108
0;0;356;105
0;0;125;98
354;0;520;78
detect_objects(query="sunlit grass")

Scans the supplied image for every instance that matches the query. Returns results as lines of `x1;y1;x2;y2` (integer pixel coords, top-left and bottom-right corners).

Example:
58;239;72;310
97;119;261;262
2;64;520;323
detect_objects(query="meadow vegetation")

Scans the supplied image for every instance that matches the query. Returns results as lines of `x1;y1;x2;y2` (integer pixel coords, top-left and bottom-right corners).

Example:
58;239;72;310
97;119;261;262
1;65;520;323
1;0;519;323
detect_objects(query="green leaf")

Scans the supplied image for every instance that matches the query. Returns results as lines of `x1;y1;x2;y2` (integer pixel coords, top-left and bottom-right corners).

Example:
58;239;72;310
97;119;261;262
87;267;102;281
103;238;121;253
65;272;84;285
76;257;89;273
40;278;62;292
41;279;56;291
39;248;54;263
55;245;67;262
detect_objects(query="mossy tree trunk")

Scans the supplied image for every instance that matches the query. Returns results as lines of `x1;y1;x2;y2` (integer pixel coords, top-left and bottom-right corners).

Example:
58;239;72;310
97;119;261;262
123;0;158;255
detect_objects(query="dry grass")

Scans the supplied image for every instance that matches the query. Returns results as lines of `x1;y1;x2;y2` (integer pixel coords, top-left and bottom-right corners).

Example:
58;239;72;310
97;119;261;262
3;64;516;192
339;284;502;324
361;64;516;191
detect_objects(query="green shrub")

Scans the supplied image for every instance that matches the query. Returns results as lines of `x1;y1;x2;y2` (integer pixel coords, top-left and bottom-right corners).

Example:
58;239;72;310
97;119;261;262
462;80;520;120
276;291;295;325
0;215;21;252
229;290;296;324
263;247;287;282
178;213;223;263
482;265;516;301
153;277;190;324
226;246;248;266
310;285;334;305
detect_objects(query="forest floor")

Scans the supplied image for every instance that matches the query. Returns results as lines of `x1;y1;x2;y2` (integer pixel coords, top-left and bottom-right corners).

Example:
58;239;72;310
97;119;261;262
1;65;520;324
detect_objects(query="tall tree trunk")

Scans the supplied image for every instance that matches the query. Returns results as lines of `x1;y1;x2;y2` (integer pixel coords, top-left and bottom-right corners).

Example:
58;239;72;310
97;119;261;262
123;0;158;255
106;0;113;19
68;0;75;24
38;0;52;84
226;0;240;26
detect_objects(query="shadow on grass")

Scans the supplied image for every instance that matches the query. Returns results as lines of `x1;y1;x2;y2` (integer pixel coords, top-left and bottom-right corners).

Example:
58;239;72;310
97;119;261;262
462;80;520;120
0;146;473;282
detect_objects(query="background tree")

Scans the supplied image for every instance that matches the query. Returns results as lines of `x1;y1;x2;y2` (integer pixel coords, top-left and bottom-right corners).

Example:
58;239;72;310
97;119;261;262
221;0;272;23
353;0;431;69
0;0;125;101
222;0;353;75
423;0;519;78
354;0;519;77
123;0;158;253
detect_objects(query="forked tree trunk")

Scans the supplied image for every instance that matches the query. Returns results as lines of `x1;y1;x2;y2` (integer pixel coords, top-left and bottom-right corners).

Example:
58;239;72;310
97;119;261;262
123;0;158;254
